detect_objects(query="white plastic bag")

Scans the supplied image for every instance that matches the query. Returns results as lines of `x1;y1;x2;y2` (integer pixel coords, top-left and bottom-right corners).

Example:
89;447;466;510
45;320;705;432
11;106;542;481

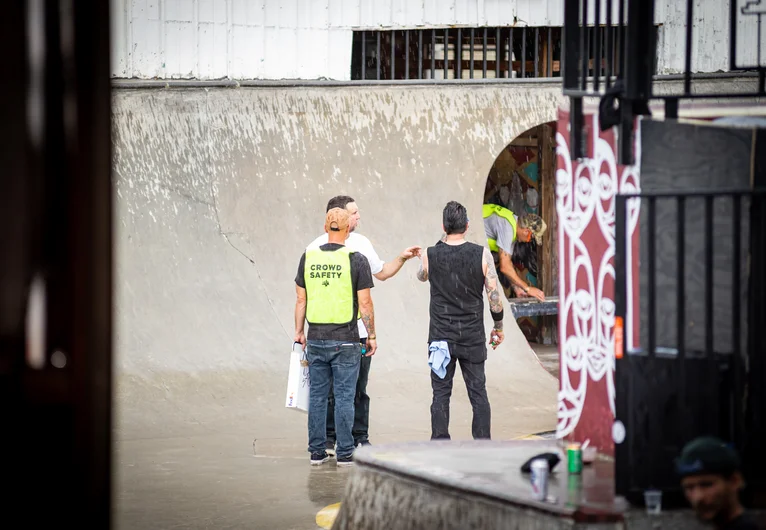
285;342;310;413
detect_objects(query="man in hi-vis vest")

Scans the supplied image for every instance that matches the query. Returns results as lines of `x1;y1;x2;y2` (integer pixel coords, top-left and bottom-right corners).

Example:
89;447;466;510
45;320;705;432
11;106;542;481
307;195;421;455
294;208;376;467
482;203;547;302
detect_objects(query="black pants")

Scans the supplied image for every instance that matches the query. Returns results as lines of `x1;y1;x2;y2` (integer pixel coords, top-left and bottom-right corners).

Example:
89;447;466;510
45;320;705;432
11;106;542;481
430;355;491;440
327;343;371;445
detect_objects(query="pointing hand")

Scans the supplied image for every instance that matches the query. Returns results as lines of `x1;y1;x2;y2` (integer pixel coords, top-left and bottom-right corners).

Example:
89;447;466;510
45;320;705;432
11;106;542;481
400;246;422;261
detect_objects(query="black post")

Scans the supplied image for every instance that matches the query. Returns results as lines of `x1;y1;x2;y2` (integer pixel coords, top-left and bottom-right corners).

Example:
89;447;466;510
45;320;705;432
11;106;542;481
571;97;584;159
508;27;514;78
580;0;588;89
684;0;694;95
418;30;423;79
496;27;501;78
677;196;686;413
547;27;552;77
431;29;436;79
361;31;366;80
647;196;657;357
614;193;630;497
594;0;601;90
522;26;527;78
457;28;462;79
405;30;410;80
391;31;396;80
470;28;475;78
676;196;686;361
1;0;113;525
732;194;743;448
444;29;449;79
624;0;655;101
563;0;580;89
606;0;613;88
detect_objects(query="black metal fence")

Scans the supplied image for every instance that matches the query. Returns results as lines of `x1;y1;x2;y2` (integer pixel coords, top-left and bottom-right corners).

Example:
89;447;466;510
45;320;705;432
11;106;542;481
350;27;562;81
563;0;766;165
613;188;766;507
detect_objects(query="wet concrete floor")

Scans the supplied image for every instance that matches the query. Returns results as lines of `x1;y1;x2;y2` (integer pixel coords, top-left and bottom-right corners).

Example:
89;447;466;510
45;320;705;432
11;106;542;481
116;349;561;530
116;433;349;530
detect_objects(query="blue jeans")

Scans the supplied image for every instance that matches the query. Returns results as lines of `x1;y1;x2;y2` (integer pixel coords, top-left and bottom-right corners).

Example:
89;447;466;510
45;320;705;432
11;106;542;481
307;340;361;458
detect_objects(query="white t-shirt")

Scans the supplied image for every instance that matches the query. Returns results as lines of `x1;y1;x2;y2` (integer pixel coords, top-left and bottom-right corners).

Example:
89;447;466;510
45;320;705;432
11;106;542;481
306;232;385;338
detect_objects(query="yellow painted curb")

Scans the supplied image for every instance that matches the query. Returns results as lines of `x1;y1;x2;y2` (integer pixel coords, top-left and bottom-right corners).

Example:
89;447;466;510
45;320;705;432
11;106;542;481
316;502;341;529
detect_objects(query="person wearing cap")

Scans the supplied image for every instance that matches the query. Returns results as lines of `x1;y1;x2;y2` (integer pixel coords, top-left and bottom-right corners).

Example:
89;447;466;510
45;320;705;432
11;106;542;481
307;195;421;453
417;201;506;440
294;208;377;466
676;436;760;529
482;203;546;302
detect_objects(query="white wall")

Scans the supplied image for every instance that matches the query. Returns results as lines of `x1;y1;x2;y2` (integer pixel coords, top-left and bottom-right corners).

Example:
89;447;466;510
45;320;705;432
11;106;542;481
110;0;562;79
111;0;758;80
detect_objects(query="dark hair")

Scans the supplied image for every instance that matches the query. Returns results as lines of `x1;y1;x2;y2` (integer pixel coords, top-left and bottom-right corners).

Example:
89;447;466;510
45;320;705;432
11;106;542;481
512;240;538;277
443;201;468;235
326;195;355;212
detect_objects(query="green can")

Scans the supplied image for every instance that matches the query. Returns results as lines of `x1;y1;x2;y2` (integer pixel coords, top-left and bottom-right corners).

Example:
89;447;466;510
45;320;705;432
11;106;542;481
567;443;583;474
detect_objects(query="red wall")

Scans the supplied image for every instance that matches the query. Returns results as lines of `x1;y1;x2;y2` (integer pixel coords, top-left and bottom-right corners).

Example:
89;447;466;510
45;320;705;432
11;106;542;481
555;108;641;456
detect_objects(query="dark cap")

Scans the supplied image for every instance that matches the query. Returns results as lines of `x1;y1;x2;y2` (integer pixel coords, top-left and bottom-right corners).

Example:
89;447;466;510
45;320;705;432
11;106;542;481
675;436;741;478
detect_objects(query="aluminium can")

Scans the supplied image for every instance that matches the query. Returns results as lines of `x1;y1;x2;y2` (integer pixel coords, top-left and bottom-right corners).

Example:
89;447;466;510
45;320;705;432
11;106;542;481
567;443;583;474
530;458;549;501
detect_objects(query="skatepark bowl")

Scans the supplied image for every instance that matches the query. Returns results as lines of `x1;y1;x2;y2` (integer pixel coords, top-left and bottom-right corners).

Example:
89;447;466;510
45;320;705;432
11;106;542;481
112;85;562;529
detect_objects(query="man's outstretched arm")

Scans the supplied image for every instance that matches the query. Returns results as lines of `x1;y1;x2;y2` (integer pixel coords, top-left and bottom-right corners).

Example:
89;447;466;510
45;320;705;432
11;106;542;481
483;248;505;348
374;246;422;281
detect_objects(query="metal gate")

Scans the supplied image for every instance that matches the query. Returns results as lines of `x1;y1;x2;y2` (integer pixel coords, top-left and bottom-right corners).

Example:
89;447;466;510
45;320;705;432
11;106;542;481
614;188;766;507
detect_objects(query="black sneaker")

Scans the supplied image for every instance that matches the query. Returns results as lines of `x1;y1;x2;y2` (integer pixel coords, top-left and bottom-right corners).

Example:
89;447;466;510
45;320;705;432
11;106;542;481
310;451;330;466
336;455;354;467
325;441;336;456
356;440;371;447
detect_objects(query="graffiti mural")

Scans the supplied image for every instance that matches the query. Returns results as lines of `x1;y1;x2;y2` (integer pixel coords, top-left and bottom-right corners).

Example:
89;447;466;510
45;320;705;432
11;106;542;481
555;109;642;455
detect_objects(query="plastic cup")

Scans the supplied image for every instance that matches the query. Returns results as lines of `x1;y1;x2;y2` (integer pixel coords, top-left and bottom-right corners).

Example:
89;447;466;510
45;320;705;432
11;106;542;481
644;489;662;515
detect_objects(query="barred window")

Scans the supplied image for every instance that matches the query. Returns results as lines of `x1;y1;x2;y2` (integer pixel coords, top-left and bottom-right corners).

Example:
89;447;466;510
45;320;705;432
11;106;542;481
350;26;633;82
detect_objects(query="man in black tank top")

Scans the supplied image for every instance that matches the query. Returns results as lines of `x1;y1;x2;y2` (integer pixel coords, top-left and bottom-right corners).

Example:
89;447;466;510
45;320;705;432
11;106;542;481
416;201;506;440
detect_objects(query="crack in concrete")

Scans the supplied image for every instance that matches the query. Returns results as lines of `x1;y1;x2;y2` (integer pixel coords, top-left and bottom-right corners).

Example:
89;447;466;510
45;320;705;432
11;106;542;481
203;92;291;343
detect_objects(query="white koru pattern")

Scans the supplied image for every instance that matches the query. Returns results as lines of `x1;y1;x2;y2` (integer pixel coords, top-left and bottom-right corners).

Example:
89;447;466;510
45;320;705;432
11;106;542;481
556;113;642;439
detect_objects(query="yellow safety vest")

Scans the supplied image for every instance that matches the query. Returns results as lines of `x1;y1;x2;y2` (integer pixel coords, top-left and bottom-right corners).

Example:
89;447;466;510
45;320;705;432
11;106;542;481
482;204;517;253
304;248;355;325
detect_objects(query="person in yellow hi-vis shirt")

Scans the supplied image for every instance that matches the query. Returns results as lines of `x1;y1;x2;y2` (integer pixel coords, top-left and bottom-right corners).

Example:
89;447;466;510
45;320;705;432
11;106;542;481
294;208;376;467
482;203;547;302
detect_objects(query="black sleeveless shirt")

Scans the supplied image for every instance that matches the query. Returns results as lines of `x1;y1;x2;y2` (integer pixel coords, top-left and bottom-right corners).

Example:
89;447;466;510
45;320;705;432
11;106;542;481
427;240;486;350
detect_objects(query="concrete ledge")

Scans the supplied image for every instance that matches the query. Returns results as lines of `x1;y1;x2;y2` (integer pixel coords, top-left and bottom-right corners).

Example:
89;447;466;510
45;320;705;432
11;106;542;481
332;440;766;530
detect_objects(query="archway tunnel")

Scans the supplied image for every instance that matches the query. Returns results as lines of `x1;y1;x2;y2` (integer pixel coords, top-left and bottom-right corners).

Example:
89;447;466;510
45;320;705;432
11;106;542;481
482;121;559;375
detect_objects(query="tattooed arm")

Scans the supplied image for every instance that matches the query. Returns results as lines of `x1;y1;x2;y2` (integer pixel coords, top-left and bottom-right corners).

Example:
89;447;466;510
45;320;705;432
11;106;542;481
416;250;429;282
483;247;505;348
358;288;377;356
496;248;545;302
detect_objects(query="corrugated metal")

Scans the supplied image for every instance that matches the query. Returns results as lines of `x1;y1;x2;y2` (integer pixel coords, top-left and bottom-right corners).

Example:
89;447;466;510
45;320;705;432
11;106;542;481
655;0;761;74
111;0;748;80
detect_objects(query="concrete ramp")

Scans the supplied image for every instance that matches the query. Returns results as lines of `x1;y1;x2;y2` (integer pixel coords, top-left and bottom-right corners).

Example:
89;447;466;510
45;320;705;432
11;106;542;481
112;85;560;529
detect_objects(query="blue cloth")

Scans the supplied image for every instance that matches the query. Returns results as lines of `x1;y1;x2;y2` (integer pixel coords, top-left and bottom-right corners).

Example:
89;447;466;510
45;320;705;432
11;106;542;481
428;341;451;379
306;340;361;458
